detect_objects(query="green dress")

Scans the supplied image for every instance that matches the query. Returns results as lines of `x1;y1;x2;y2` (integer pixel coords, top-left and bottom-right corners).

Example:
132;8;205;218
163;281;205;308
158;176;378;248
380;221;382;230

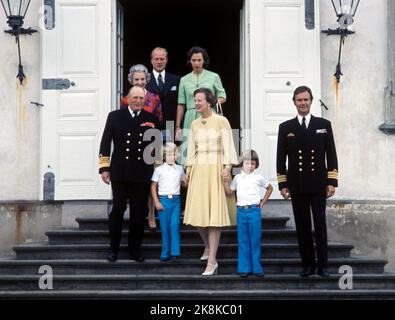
177;69;226;164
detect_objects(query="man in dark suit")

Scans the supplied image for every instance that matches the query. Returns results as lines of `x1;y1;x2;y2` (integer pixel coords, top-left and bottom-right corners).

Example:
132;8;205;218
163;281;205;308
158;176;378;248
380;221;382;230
276;85;338;278
99;86;160;262
146;47;180;141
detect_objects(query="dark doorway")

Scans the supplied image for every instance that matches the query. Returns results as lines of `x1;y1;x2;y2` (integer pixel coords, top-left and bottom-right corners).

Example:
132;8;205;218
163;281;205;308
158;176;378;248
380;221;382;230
119;0;243;129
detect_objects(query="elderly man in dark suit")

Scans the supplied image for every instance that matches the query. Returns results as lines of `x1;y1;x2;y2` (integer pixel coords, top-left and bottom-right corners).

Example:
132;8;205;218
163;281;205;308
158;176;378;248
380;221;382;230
99;86;160;262
276;85;338;278
146;47;180;141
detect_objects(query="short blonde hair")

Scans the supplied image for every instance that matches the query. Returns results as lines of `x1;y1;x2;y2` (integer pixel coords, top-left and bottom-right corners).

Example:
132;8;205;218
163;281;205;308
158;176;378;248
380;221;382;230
163;142;178;160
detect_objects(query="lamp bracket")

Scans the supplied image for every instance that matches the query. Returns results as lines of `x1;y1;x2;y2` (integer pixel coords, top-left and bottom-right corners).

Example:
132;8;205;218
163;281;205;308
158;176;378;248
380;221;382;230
5;27;37;36
322;28;355;36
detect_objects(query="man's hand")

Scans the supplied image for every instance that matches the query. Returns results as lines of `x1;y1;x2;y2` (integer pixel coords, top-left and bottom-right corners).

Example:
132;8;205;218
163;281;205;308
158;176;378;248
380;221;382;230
326;185;336;198
281;188;291;200
101;171;110;185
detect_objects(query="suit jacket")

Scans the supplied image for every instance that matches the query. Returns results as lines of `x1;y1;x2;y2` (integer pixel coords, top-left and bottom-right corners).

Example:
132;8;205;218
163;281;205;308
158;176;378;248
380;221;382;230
99;108;160;183
146;71;180;125
276;115;338;194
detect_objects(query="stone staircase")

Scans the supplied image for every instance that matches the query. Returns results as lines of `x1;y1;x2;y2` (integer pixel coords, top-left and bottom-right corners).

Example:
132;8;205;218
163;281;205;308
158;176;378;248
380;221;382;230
1;215;395;299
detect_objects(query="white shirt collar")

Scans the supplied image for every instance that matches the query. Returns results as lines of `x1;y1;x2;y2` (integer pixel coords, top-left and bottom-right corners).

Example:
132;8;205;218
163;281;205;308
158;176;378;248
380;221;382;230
163;162;176;168
153;70;166;82
297;113;311;128
240;170;257;177
128;107;141;118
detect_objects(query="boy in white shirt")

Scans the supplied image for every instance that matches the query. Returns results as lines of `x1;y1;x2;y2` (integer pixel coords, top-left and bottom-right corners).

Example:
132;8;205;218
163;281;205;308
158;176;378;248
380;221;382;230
223;149;273;277
151;143;187;261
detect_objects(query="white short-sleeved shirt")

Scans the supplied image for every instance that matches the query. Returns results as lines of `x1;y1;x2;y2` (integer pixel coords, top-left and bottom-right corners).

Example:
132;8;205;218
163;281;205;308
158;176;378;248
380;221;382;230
230;171;270;206
151;163;185;196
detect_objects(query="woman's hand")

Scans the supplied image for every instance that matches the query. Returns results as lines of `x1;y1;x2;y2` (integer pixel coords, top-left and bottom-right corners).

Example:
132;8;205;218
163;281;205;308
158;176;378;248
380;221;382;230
181;175;189;187
221;168;231;181
175;127;183;141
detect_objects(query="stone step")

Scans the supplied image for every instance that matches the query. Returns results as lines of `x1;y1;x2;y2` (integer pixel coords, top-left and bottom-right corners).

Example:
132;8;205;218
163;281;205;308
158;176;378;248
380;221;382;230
45;229;299;245
76;216;290;231
0;258;386;275
13;242;353;260
1;273;395;291
2;289;395;299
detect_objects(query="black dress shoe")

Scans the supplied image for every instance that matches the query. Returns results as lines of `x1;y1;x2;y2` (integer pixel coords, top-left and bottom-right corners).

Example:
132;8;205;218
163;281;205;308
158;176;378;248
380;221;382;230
107;251;117;262
317;267;330;278
299;267;315;277
239;273;250;278
130;255;145;262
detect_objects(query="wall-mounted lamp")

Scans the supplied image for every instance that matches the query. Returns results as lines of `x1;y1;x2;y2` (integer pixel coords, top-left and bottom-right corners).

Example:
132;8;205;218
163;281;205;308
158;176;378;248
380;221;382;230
322;0;361;83
1;0;37;85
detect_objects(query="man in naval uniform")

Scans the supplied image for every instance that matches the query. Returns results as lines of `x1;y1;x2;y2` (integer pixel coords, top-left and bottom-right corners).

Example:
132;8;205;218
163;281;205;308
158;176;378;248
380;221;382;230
99;86;160;262
276;85;338;277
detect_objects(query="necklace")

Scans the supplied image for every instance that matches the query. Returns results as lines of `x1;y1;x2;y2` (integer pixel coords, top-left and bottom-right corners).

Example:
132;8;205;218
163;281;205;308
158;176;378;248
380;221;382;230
193;71;202;88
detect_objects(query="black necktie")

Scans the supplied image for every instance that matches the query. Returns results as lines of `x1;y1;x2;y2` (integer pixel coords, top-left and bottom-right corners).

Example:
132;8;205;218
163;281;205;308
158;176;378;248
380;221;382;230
133;110;138;118
302;117;307;131
158;73;164;92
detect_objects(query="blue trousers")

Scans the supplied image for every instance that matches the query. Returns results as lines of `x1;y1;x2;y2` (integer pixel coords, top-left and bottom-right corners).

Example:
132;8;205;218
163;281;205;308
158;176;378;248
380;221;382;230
158;196;181;259
237;206;263;274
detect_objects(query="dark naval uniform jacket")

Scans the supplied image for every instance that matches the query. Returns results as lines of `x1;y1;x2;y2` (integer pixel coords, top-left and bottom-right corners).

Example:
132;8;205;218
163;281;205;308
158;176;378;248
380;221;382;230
98;108;160;183
276;115;338;193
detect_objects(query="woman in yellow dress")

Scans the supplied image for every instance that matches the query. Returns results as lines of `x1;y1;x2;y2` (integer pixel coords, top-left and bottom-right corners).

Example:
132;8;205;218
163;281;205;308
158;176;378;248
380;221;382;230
184;88;238;276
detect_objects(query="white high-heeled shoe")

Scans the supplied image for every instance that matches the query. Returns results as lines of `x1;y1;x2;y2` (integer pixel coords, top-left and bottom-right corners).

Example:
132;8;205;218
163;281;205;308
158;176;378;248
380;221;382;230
200;249;210;261
202;262;218;276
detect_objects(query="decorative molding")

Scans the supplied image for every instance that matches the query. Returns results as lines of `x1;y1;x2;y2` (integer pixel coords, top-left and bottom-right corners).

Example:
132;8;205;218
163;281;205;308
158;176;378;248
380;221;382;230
42;78;71;90
43;172;55;201
305;0;315;30
44;0;55;30
382;0;395;131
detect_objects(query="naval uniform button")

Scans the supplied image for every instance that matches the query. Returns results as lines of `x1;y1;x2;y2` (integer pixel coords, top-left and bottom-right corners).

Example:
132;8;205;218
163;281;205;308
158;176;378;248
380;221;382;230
311;162;314;165
127;133;131;136
299;168;303;172
126;148;130;152
127;140;130;144
138;141;142;144
311;156;315;159
138;149;141;152
311;150;315;153
125;156;129;160
139;133;143;137
299;162;303;166
299;156;303;159
298;150;302;154
138;157;141;160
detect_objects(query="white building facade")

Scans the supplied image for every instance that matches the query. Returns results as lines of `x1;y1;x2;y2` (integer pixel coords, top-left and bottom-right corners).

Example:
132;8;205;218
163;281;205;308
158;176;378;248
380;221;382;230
0;0;394;267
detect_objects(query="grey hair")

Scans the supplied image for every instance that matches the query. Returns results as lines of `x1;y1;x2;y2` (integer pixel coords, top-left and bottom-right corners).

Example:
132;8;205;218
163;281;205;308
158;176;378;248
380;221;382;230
127;64;151;84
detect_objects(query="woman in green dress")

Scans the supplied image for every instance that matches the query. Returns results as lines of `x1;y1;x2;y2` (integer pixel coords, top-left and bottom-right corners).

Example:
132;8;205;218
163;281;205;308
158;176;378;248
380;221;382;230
175;46;226;164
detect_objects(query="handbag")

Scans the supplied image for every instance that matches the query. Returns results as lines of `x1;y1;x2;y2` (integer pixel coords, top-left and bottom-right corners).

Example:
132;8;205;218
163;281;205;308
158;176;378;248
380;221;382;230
215;100;223;116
